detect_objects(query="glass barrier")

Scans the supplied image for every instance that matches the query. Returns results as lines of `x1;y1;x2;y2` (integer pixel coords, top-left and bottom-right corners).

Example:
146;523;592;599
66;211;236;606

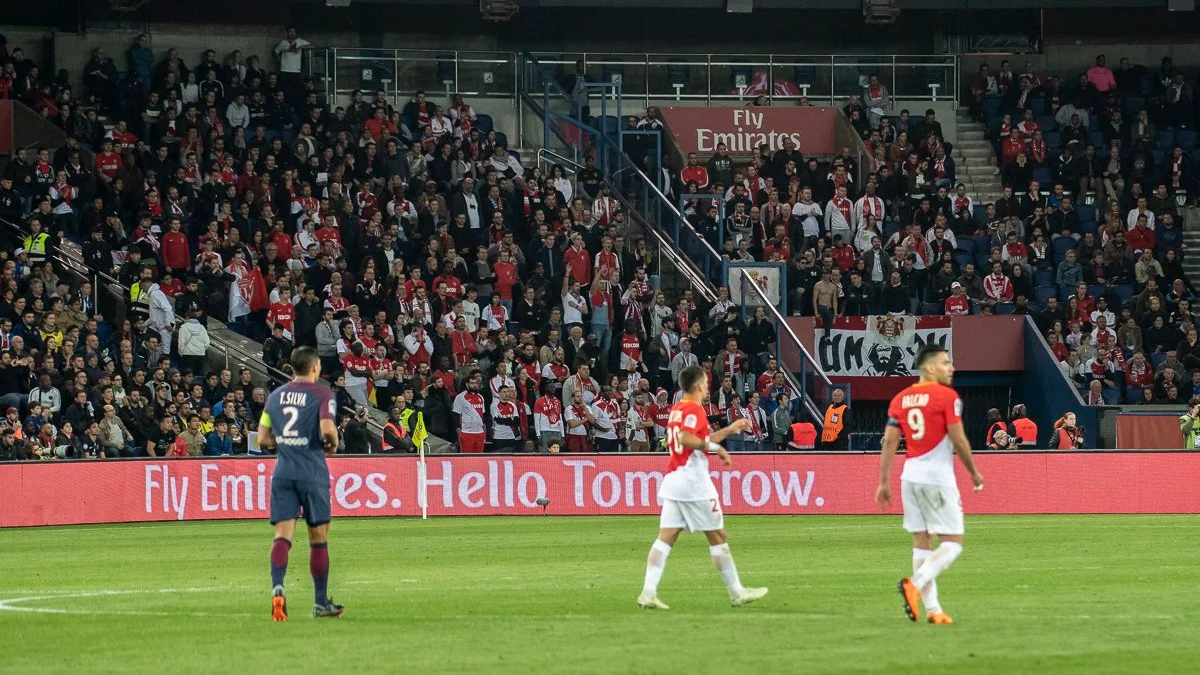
735;268;832;423
306;49;958;110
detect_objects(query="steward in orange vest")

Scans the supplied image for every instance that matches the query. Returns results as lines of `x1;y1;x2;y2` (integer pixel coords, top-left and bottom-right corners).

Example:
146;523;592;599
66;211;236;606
1009;404;1038;447
790;422;817;449
820;389;850;450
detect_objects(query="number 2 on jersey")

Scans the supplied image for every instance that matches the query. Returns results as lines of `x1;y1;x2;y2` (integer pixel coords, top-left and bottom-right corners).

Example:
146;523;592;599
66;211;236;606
280;406;300;437
907;408;926;440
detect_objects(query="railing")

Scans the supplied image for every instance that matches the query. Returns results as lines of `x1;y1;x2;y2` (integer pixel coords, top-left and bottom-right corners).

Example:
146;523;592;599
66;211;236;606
735;268;832;424
304;48;518;110
303;48;958;111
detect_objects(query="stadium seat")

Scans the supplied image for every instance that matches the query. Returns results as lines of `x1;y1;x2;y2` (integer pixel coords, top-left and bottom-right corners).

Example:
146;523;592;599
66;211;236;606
1089;130;1105;148
1045;131;1062;150
1034;269;1054;287
972;205;987;226
475;114;494;134
1058;285;1076;301
1052;237;1076;258
1033;167;1053;186
600;115;620;134
1179;129;1198;150
1082;220;1099;235
1152;149;1166;166
883;221;901;242
667;59;690;95
1035;286;1057;304
1030;98;1046;116
922;302;943;315
1124;96;1146;118
975;253;992;270
994;303;1015;315
602;63;624;85
1037;116;1057;132
1077;205;1095;223
1156;130;1176;149
982;98;1001;119
1088;284;1106;298
956;238;976;255
1114;284;1135;305
495;131;508;148
509;149;521;165
955;252;974;268
1151;352;1167;369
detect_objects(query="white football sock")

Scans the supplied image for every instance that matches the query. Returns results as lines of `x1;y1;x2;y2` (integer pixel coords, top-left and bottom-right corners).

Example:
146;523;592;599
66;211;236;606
641;539;672;596
710;543;746;597
912;541;962;592
912;548;940;614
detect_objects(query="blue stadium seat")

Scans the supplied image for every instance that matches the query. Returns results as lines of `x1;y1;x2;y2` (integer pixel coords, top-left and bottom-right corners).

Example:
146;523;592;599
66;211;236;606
1150;352;1167;369
1035;269;1054;287
475;114;494;134
1033;167;1053;186
955;252;974;268
1156;130;1176;149
1153;149;1166;166
1089;130;1105;148
1179;129;1198;150
1045;131;1062;150
1030;98;1046;116
922;302;943;316
1077;205;1095;223
1052;237;1077;258
1037;116;1057;132
995;303;1015;315
974;235;994;254
667;59;690;90
602;63;624;84
508;149;521;165
1088;284;1106;298
972;205;987;226
1097;144;1112;160
982;98;1002;119
975;253;992;270
1082;220;1099;235
1114;284;1135;305
436;54;456;86
956;237;976;255
1124;96;1146;118
883;221;901;242
495;131;508;148
1058;285;1076;301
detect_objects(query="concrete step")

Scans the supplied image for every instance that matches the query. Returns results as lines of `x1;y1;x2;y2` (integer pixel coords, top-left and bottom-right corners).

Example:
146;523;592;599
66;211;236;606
955;139;993;150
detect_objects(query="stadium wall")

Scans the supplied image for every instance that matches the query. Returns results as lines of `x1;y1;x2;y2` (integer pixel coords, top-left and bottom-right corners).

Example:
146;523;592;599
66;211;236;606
2;452;1197;527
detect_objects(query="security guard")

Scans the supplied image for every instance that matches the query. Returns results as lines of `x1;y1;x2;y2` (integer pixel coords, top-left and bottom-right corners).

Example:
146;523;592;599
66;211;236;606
22;218;50;266
1010;404;1038;448
382;406;410;453
820;388;850;450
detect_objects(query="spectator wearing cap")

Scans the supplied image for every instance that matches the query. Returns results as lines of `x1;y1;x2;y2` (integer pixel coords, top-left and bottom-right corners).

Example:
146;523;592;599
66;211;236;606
944;281;971;316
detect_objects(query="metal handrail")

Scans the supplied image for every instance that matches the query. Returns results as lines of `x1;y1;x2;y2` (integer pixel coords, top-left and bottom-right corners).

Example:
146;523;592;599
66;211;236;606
734;268;832;423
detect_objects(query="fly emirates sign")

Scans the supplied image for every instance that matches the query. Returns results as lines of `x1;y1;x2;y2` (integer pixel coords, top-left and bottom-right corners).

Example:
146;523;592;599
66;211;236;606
660;106;837;157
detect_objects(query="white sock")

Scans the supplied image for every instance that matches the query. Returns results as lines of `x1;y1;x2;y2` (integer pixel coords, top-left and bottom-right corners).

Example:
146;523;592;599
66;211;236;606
710;543;746;597
912;541;962;592
912;548;940;614
641;540;671;596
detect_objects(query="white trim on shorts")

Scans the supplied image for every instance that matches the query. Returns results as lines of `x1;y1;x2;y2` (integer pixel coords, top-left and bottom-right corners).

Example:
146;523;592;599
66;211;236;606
901;480;964;536
660;498;724;533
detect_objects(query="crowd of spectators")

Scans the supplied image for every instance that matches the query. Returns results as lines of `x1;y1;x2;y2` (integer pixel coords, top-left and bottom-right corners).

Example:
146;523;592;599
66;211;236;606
0;32;820;458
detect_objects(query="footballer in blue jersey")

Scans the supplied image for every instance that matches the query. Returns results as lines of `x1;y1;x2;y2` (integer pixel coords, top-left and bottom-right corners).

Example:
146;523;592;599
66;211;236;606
259;346;345;621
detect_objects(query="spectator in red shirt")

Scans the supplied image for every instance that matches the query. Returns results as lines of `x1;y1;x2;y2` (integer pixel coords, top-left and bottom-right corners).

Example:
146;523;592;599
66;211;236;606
493;249;518;312
944;281;971;315
562;234;591;286
160;217;190;272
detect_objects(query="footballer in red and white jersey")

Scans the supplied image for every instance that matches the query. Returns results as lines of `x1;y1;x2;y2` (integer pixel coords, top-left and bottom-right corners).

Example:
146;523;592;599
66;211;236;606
886;380;962;487
661;399;721;502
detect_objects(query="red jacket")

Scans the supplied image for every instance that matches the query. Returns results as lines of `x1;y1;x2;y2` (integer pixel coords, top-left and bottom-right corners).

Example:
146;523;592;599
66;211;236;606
160;231;191;272
1126;226;1155;254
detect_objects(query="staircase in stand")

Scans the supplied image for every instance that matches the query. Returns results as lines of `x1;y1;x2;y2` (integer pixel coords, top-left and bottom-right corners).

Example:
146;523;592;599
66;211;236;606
955;112;1003;206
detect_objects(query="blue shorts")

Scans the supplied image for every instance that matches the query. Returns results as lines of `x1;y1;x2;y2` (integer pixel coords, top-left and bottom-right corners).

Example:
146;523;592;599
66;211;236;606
270;477;332;527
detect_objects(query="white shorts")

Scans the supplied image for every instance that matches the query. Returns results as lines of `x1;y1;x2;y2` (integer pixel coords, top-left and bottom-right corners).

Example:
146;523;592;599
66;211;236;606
660;498;724;533
901;481;964;536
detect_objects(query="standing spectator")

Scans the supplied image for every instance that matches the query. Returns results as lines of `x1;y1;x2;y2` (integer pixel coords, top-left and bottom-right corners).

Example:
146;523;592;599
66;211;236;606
1049;412;1086;449
127;33;154;91
820;388;850;450
273;26;311;105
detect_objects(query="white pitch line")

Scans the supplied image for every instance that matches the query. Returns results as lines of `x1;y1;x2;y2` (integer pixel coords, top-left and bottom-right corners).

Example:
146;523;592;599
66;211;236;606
0;587;257;618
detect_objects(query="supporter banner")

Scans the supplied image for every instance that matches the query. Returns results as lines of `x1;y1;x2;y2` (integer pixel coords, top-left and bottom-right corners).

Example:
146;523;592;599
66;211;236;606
660;106;836;157
2;452;1199;527
728;261;786;315
816;315;952;377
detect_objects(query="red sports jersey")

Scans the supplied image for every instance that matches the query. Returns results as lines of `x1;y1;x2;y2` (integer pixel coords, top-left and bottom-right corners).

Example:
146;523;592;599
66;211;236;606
665;399;711;471
887;382;961;459
268;302;295;335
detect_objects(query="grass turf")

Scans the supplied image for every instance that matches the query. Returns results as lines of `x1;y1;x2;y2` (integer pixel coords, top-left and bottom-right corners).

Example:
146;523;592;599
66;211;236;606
0;515;1197;674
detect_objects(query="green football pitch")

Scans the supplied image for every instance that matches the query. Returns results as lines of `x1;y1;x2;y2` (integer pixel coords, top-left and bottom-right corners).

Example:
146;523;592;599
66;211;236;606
1;515;1197;674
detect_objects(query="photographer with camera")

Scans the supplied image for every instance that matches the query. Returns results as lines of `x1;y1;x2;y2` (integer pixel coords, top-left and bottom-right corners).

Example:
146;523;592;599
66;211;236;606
342;406;373;454
1049;411;1086;449
1178;397;1200;450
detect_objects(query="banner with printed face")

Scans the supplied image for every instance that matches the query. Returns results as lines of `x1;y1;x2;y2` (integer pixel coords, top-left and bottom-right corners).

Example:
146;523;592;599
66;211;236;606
660;106;837;158
816;315;953;377
2;452;1199;527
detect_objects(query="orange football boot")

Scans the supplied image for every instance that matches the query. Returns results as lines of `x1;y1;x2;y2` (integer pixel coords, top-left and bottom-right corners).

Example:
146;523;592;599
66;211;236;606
271;594;289;622
897;578;921;622
927;611;954;625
